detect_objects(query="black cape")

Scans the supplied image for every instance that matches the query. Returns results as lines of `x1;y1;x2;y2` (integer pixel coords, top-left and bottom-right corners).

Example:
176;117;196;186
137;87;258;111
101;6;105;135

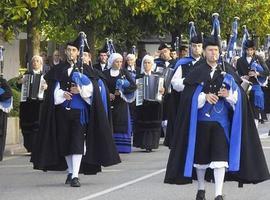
31;62;121;174
164;57;204;148
164;62;270;186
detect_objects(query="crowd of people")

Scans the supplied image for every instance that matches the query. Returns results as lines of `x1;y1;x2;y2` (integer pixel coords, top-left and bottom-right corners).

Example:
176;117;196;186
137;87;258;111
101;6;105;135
0;25;270;199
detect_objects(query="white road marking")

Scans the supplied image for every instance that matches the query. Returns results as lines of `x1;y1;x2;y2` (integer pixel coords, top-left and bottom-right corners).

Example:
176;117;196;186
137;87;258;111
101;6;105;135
77;168;166;200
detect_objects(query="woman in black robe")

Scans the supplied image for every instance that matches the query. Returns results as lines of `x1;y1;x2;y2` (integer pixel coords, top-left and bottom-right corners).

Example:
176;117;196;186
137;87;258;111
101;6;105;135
18;55;47;152
133;55;164;152
104;53;137;153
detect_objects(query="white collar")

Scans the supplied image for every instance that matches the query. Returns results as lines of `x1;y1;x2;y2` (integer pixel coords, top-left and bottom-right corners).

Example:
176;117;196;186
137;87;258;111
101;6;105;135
33;69;42;74
110;68;120;77
144;71;152;75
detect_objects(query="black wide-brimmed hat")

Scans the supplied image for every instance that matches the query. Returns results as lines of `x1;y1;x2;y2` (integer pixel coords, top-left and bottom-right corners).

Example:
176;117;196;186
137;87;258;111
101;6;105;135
158;42;171;50
203;35;220;49
245;39;256;48
190;33;203;44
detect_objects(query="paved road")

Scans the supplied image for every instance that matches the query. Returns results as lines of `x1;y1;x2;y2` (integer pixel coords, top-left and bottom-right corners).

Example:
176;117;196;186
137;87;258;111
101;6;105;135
0;122;269;200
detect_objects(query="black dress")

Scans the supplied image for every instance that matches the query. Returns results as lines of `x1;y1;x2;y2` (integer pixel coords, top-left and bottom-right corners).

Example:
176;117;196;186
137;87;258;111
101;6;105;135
133;74;162;151
0;77;13;161
19;71;44;152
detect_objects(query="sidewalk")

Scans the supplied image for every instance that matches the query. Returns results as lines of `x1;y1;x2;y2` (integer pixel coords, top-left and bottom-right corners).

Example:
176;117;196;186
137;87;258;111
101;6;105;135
4;143;27;157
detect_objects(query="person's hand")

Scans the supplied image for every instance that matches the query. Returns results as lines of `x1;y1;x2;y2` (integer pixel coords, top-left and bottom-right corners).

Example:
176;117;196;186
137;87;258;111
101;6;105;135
17;76;26;84
70;86;80;94
218;88;229;98
241;75;250;80
110;93;115;101
205;93;219;104
64;91;72;100
114;90;120;96
248;70;257;77
159;87;165;95
41;83;48;90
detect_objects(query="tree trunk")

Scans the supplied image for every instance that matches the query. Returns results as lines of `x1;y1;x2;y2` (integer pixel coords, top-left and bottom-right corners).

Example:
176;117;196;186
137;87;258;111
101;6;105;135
26;7;41;69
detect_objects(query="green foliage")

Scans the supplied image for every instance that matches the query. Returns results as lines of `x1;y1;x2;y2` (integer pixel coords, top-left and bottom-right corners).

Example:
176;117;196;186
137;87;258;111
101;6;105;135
8;77;21;117
1;0;270;52
9;89;20;117
7;77;21;92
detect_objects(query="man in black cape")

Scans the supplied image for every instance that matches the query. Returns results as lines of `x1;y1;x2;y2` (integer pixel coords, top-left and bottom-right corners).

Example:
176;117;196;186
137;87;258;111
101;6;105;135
31;35;120;187
164;36;270;200
164;33;204;148
236;39;269;127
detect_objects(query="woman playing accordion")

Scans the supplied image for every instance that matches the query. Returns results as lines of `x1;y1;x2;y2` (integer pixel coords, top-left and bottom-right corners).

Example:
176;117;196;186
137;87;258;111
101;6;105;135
133;55;165;152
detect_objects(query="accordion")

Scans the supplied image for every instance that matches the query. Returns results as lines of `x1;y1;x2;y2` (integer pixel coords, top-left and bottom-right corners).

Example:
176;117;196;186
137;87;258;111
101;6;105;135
20;74;45;102
136;74;164;106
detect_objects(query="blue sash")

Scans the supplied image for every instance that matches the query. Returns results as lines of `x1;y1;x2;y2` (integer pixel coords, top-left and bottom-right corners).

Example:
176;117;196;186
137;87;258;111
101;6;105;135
174;57;195;70
98;79;108;116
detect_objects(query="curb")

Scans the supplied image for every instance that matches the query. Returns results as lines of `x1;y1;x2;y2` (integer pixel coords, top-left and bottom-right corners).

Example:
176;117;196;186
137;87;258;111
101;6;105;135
4;144;27;156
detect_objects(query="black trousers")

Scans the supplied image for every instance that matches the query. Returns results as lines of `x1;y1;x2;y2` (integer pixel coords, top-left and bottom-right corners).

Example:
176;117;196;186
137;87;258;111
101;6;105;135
194;121;228;165
0;111;8;161
56;107;85;156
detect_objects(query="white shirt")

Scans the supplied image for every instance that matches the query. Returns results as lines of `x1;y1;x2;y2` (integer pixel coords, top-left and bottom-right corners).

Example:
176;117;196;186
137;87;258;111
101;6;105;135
101;63;106;71
171;57;200;92
246;56;252;64
198;65;238;109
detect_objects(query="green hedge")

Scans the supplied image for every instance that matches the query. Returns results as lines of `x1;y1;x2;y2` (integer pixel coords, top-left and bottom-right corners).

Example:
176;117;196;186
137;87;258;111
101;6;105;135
8;77;21;117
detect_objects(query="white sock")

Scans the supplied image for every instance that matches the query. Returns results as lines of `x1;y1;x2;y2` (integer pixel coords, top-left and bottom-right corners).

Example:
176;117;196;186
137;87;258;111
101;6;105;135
196;168;206;190
214;167;225;197
65;155;73;174
72;154;83;179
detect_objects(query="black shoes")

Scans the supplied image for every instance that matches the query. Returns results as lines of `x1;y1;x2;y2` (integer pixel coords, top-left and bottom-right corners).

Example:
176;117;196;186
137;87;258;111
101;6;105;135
196;190;206;200
214;195;223;200
195;190;223;200
65;174;81;187
70;177;81;187
65;173;72;184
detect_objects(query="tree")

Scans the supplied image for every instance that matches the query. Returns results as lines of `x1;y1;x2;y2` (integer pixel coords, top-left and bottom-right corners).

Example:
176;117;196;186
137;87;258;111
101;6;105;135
1;0;270;62
0;0;56;65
